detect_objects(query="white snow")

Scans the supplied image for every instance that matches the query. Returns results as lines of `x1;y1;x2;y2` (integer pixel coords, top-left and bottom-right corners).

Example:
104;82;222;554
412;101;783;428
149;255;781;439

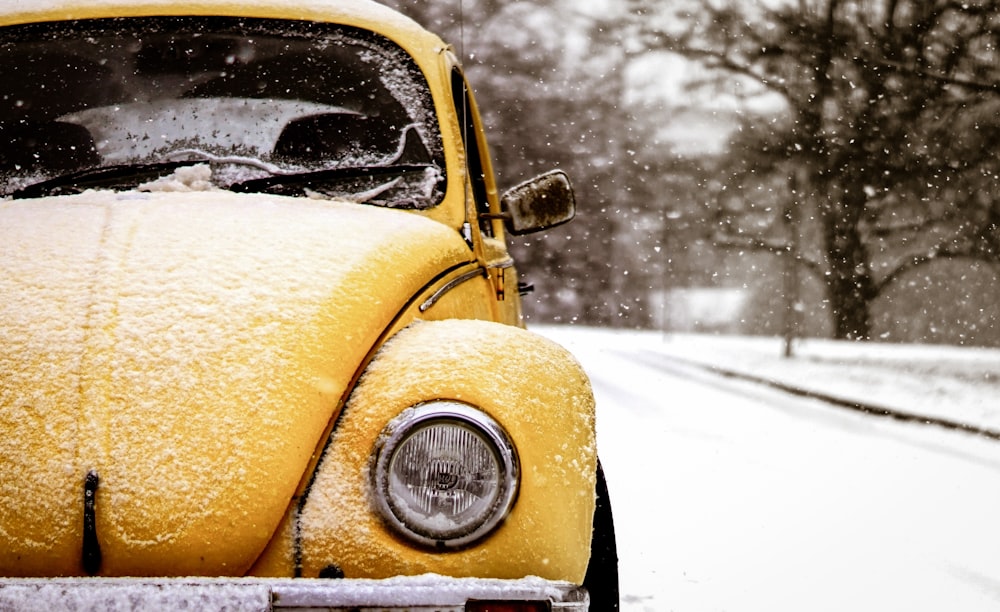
535;325;1000;612
137;163;217;192
0;190;474;575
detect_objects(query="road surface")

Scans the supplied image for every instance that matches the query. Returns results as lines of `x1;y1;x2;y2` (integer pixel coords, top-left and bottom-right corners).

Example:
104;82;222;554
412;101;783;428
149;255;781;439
539;327;1000;612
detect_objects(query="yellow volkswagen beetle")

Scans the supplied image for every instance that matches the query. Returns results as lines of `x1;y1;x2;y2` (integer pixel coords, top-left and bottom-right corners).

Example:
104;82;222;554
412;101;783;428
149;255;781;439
0;0;618;609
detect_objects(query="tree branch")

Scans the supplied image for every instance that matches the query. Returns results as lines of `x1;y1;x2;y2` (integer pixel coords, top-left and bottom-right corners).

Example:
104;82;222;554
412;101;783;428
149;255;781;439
875;244;1000;294
713;234;827;279
665;46;796;100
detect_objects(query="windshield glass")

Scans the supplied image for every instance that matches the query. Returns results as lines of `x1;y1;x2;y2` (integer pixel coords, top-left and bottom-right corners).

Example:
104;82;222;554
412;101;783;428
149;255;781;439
0;17;445;207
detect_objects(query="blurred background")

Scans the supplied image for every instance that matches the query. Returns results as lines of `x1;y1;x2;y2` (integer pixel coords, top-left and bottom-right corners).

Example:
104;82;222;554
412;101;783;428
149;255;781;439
383;0;1000;346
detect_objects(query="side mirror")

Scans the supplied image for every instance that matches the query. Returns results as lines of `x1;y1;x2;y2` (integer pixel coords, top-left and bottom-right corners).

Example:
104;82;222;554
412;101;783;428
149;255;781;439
498;170;576;235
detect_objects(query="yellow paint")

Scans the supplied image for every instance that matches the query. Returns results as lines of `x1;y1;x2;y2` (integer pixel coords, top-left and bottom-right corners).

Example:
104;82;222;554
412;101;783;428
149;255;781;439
0;0;597;584
297;319;597;584
482;237;524;327
0;191;473;576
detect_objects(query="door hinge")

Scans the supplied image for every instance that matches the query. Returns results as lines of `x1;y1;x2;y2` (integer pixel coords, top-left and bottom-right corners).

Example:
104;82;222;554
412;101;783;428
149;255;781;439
494;266;506;301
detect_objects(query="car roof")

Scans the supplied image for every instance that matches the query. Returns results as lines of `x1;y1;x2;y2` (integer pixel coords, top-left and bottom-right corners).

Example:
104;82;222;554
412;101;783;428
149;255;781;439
0;0;449;58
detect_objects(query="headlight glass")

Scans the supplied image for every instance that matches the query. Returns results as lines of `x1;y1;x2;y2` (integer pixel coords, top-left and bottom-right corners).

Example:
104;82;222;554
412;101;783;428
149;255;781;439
371;401;519;548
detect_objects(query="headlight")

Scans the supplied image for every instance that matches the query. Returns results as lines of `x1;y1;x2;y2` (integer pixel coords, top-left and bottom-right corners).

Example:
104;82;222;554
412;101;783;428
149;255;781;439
370;401;519;549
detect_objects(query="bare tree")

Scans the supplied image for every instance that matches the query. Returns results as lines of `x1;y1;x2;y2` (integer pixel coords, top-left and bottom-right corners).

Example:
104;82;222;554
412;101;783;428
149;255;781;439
624;0;1000;339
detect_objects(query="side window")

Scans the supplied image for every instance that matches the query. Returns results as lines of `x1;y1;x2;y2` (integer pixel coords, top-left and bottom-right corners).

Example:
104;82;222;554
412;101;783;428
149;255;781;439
451;69;493;237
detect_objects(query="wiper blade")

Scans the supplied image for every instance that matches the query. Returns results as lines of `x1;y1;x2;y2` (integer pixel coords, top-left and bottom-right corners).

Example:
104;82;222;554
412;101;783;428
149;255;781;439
163;148;291;175
228;163;437;195
7;148;440;204
6;148;294;199
7;160;202;200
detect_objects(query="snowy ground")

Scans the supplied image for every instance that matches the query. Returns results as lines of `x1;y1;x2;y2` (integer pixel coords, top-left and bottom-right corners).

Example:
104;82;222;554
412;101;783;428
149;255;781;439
535;325;1000;612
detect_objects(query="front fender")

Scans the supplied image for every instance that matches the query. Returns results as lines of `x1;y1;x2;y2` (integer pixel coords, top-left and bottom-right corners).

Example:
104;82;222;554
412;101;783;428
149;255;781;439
297;319;597;583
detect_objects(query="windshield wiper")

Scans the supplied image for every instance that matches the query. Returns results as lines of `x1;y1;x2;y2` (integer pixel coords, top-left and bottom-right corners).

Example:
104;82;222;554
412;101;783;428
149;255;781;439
6;148;300;200
7;147;440;203
228;163;438;196
7;159;204;200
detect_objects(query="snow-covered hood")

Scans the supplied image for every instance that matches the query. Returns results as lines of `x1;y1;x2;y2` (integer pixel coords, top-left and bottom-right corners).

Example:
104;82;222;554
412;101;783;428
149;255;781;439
0;190;472;576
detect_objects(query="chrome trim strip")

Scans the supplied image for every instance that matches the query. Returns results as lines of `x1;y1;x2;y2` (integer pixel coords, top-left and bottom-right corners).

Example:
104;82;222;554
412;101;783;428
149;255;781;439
0;577;589;610
418;268;484;312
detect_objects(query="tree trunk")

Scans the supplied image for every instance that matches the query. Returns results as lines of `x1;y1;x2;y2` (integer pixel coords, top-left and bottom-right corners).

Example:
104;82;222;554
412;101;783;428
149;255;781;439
820;180;875;340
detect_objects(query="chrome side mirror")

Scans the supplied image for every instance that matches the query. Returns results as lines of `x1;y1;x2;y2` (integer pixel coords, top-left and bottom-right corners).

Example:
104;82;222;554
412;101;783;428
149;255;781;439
498;170;576;235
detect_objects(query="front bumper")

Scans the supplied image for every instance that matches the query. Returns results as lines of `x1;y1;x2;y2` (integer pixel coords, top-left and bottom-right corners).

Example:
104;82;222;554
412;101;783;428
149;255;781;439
0;575;589;611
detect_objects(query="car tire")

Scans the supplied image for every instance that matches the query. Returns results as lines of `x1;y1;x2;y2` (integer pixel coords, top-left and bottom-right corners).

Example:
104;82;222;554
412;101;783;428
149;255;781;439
584;459;619;611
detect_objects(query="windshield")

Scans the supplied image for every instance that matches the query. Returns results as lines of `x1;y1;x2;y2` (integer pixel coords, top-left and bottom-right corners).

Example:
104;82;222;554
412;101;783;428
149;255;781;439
0;17;446;207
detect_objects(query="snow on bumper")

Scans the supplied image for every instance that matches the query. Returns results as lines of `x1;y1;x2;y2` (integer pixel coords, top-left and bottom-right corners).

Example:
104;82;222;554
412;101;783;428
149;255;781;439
0;575;589;611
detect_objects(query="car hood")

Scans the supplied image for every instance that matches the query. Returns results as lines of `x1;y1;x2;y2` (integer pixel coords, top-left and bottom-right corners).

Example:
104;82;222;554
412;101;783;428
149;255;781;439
0;190;472;576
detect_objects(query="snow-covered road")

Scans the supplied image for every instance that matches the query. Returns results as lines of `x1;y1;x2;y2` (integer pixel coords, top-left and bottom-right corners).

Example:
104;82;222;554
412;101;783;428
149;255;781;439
537;326;1000;612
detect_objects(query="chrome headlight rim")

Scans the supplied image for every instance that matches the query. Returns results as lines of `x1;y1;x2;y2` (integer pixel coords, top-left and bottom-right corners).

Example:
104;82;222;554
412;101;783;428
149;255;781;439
370;400;520;549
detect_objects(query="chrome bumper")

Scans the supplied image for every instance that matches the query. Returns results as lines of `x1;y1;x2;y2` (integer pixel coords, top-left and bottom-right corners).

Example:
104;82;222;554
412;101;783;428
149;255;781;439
0;575;589;611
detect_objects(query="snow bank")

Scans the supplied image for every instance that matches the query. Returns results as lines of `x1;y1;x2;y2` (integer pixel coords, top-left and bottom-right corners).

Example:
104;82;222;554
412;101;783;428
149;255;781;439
539;326;1000;433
